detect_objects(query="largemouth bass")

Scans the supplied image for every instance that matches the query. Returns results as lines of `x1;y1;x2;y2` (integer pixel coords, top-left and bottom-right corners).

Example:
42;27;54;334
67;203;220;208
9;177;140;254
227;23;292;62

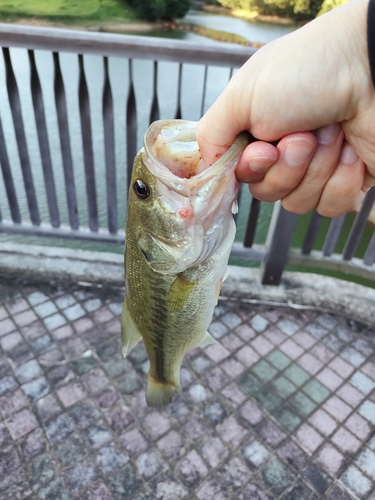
121;120;247;407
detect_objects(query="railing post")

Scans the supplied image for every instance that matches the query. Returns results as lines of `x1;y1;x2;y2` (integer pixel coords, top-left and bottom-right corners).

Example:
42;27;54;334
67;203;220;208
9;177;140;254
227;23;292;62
126;59;136;189
260;202;299;285
343;186;375;260
3;47;40;226
53;51;79;230
78;53;98;232
149;60;160;124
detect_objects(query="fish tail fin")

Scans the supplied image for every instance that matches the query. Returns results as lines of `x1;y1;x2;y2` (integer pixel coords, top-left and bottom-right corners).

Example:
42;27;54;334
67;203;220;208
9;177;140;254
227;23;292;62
146;375;179;408
121;301;142;358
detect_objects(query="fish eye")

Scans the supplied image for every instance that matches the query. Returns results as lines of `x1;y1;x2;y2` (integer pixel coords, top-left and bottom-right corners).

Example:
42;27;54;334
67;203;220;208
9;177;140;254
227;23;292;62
133;180;150;200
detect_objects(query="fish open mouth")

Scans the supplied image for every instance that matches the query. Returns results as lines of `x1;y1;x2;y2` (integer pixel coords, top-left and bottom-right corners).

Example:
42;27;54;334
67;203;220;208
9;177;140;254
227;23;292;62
136;120;249;274
146;121;207;179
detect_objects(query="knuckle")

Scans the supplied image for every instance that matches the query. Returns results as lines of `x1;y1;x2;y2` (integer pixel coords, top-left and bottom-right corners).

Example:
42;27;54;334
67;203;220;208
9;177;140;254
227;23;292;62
281;198;312;215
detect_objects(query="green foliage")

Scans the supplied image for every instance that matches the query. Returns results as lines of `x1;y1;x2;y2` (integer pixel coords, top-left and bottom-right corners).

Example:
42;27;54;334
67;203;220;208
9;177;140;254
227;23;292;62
217;0;325;19
0;0;135;20
165;0;190;18
218;0;244;8
318;0;348;15
127;0;164;21
127;0;190;20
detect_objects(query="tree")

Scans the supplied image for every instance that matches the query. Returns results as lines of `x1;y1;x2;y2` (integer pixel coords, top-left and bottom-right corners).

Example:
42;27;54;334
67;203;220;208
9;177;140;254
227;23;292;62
165;0;191;18
127;0;191;21
318;0;348;15
217;0;348;18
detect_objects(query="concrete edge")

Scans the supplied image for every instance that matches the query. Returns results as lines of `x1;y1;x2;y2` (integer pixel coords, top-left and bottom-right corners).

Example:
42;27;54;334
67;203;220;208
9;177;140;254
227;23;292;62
223;266;375;327
0;242;124;286
1;243;374;326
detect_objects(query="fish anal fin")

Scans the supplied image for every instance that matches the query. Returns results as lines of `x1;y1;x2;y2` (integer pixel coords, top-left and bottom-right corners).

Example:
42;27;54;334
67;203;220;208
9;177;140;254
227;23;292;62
215;278;223;304
121;301;142;358
168;274;198;312
198;330;217;348
223;266;229;282
146;375;179;407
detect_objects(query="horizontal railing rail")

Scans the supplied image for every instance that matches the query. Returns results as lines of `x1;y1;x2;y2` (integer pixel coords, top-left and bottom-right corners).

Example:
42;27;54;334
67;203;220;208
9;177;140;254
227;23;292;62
0;24;259;246
0;24;374;286
0;23;254;65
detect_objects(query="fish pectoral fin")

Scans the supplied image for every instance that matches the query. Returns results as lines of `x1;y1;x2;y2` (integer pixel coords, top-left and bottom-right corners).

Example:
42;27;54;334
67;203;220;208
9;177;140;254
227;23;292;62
121;301;142;358
146;375;179;407
168;274;198;312
198;330;217;348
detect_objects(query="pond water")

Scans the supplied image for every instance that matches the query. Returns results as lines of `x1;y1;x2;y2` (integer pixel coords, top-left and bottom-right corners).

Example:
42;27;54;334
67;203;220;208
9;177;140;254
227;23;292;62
128;9;297;45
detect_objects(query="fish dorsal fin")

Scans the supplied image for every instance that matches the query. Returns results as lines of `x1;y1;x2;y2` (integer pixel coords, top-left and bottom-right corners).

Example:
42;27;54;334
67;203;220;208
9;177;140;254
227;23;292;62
121;301;142;358
168;274;198;312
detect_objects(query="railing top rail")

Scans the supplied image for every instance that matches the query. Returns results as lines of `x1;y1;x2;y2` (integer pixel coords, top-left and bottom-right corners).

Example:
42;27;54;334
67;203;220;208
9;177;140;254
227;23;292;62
0;23;255;67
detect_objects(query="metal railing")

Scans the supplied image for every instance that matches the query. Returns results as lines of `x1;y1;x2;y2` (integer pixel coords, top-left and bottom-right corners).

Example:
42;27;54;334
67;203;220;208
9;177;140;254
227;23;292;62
0;23;374;286
257;194;375;285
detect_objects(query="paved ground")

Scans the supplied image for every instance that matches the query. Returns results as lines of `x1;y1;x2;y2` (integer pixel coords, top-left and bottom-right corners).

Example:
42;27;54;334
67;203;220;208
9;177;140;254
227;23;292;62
0;275;374;500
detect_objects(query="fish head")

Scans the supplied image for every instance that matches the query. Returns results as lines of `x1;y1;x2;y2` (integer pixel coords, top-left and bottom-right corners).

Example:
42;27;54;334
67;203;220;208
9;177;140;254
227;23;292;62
127;120;248;274
128;147;200;274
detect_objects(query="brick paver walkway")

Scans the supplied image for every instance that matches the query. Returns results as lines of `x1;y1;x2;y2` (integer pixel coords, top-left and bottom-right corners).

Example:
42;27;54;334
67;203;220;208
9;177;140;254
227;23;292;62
0;275;374;499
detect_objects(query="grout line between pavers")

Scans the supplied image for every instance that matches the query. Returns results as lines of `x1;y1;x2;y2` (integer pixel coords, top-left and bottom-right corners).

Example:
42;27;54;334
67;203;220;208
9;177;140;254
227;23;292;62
1;277;375;499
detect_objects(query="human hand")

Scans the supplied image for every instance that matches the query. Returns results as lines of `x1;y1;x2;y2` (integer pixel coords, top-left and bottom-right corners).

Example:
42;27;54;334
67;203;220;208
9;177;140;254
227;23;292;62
196;0;375;218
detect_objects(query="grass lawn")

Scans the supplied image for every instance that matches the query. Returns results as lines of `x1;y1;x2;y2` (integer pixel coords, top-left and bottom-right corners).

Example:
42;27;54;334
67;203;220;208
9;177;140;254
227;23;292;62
0;0;136;22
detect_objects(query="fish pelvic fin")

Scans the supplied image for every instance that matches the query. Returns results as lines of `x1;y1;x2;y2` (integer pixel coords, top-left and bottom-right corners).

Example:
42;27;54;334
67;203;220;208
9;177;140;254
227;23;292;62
198;330;217;348
121;301;142;358
146;375;179;408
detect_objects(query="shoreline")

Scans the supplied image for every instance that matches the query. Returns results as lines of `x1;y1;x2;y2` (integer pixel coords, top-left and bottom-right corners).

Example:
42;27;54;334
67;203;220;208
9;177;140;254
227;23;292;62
0;4;298;35
199;3;297;25
3;17;162;34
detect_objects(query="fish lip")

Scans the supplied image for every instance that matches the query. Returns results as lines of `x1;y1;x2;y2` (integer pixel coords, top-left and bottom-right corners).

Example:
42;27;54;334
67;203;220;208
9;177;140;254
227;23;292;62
143;123;249;201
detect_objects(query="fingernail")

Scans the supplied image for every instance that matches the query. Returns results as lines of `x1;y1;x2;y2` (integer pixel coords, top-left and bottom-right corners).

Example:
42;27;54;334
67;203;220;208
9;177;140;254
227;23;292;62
316;123;341;145
249;156;276;173
284;138;315;166
340;142;358;164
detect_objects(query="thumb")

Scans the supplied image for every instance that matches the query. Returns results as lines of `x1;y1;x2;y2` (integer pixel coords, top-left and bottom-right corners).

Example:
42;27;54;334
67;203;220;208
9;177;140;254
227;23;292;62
196;84;246;167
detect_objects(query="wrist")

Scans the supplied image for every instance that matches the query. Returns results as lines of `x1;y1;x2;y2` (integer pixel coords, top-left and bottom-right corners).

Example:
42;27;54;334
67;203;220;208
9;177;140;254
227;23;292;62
330;0;372;119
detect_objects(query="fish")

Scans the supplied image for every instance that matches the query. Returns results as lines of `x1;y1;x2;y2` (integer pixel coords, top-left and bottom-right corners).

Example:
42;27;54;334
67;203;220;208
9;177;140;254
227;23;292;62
121;119;248;407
